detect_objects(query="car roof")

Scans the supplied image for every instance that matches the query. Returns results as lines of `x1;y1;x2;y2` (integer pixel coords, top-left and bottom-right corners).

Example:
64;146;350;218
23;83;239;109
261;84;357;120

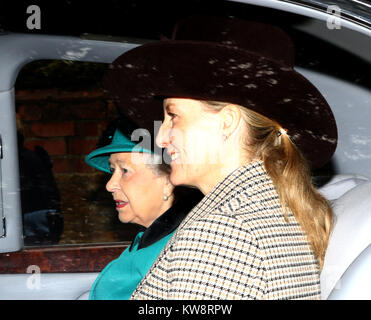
3;0;367;37
1;1;370;33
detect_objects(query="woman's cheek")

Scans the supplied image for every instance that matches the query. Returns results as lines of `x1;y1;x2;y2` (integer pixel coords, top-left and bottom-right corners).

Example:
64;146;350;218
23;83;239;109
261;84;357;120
127;172;146;189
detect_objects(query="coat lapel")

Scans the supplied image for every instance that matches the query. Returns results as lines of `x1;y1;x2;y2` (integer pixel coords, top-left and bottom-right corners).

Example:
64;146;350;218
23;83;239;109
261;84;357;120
175;160;267;234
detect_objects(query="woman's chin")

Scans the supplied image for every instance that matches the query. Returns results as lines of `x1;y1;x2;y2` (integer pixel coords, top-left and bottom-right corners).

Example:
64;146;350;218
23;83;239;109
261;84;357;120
118;214;128;224
117;211;132;224
169;169;184;186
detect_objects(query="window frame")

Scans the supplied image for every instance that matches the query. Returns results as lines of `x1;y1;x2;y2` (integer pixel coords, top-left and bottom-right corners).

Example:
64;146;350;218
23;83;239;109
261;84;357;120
0;33;138;254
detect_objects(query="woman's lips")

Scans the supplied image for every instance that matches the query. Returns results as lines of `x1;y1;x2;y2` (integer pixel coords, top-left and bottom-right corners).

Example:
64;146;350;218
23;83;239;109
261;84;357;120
167;149;180;162
115;200;128;209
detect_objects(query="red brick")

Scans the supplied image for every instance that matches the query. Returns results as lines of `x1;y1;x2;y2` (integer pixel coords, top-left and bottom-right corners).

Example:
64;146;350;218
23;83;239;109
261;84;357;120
16;89;55;102
69;138;99;155
70;157;96;173
107;100;117;119
52;158;70;173
79;122;99;137
59;102;107;120
52;89;105;101
16;89;106;103
40;103;61;121
30;122;75;137
24;139;67;156
98;121;109;134
17;105;42;121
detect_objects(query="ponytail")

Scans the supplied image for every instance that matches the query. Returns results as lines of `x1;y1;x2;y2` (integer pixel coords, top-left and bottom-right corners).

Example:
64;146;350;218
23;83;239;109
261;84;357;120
203;100;333;270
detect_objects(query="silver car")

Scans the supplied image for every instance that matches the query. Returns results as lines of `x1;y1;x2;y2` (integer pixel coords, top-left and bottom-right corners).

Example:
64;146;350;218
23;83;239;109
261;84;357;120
0;0;370;300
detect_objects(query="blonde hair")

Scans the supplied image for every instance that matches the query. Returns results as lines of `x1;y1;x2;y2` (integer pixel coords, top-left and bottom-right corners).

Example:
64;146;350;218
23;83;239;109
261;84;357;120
203;100;332;270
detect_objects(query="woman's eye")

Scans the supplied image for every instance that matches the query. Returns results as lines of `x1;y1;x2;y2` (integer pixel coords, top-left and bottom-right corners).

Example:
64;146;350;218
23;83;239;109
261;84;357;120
109;166;128;175
167;112;178;126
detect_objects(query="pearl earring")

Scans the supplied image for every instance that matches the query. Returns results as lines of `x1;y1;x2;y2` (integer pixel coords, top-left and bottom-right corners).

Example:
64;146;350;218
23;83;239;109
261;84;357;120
163;195;169;201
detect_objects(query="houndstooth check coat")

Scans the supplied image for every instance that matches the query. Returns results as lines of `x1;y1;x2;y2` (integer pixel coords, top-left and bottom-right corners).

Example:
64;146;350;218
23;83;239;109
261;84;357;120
131;161;321;300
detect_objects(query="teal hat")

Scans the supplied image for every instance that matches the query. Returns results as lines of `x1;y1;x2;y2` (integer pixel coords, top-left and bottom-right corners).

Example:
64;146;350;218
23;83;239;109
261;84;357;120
85;128;153;173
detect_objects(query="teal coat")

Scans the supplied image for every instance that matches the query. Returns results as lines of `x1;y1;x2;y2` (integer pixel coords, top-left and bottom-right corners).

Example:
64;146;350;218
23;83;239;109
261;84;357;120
89;230;174;300
89;189;203;300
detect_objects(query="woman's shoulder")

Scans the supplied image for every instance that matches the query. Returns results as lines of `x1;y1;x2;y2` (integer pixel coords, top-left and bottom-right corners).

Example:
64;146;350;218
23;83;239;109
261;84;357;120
182;204;308;254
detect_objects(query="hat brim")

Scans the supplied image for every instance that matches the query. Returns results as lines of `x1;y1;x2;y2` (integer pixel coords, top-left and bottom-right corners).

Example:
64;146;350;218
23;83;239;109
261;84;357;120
104;40;337;169
85;143;152;173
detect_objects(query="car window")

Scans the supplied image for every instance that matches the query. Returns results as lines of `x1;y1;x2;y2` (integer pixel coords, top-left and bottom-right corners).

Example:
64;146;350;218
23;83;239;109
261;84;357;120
15;60;141;246
11;6;371;248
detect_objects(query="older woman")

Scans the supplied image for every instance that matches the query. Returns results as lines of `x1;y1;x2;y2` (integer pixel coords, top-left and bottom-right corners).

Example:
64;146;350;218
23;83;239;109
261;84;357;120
104;17;337;299
85;120;202;300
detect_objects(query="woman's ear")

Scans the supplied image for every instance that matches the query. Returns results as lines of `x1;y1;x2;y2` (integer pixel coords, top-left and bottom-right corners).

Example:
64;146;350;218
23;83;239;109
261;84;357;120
219;104;242;139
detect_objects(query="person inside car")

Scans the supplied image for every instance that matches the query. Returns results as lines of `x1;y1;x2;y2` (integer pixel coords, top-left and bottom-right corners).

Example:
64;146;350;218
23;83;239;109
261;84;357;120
85;118;202;299
103;16;338;299
16;114;63;245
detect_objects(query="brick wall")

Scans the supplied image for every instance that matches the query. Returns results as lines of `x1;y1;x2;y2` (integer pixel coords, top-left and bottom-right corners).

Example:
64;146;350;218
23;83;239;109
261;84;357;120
16;88;141;245
17;88;113;174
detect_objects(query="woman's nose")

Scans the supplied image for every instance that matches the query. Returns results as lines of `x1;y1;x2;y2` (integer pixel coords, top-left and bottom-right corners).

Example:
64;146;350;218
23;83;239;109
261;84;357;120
106;172;120;193
156;122;171;148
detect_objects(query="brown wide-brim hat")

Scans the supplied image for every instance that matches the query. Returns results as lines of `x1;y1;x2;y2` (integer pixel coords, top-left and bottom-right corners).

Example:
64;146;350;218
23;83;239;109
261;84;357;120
104;16;337;170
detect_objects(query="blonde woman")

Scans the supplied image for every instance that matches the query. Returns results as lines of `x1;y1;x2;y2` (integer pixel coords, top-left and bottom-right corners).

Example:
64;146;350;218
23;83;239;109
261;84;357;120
103;17;337;299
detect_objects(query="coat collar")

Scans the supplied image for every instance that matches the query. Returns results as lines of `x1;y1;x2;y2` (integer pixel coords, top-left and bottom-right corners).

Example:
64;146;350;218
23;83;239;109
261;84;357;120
130;189;203;251
177;160;268;231
131;161;268;250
